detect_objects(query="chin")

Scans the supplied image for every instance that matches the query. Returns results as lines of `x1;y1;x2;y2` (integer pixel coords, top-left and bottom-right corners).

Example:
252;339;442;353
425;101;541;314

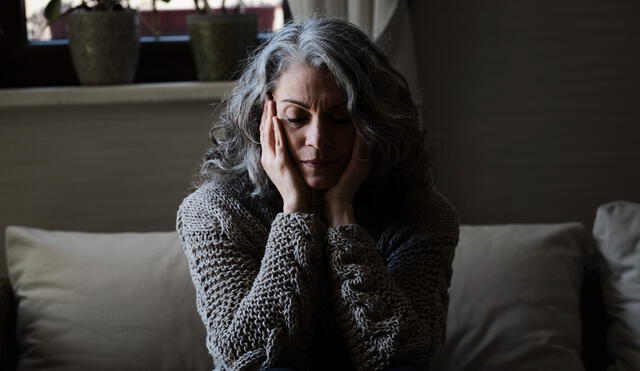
304;176;338;190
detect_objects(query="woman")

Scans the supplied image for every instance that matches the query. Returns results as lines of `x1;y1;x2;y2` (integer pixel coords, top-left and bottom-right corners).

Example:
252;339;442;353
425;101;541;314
177;17;459;371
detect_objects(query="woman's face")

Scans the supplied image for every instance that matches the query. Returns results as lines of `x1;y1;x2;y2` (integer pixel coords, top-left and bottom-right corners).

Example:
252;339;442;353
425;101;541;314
272;63;356;190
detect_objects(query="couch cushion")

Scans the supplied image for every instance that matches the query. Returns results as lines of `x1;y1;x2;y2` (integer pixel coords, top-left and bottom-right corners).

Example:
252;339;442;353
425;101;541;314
593;201;640;371
430;223;589;371
5;226;212;371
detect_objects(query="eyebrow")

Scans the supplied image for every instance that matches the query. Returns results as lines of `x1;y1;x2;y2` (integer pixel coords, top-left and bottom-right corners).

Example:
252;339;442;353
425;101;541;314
280;99;347;110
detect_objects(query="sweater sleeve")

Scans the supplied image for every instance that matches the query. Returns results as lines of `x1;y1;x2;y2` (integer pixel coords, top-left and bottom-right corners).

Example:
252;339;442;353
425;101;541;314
326;192;459;371
176;185;325;370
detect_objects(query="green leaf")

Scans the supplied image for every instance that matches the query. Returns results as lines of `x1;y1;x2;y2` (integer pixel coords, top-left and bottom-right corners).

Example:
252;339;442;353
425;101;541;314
44;0;62;22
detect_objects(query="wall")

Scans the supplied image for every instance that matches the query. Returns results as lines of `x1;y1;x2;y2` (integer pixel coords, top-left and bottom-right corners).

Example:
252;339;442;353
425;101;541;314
0;98;217;277
410;0;640;227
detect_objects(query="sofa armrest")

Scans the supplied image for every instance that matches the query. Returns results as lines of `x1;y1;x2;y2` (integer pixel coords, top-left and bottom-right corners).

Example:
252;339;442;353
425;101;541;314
0;278;18;371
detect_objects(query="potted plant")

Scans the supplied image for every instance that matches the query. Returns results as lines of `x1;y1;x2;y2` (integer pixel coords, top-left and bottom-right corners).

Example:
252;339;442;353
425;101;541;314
45;0;141;85
186;0;258;81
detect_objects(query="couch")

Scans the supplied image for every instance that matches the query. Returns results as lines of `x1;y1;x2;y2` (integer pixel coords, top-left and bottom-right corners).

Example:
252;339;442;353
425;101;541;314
1;201;638;371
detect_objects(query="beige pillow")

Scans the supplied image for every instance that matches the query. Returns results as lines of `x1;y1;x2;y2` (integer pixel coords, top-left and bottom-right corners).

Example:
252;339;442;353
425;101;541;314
593;201;640;371
430;223;588;371
5;226;212;371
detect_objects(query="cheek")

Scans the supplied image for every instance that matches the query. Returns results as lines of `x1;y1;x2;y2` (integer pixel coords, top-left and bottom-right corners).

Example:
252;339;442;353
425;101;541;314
337;127;356;156
282;127;303;157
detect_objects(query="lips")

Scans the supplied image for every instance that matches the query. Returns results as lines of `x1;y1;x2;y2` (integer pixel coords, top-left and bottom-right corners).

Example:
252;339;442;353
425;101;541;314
300;159;337;169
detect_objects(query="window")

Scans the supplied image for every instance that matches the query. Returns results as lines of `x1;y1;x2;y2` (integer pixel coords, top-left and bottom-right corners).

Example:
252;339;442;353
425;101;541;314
0;0;288;87
25;0;284;41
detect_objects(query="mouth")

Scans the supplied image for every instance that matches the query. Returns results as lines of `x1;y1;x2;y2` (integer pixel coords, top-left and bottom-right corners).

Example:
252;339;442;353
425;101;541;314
300;159;338;169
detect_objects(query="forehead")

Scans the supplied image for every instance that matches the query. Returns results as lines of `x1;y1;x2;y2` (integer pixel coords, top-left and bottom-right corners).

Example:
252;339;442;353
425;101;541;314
274;63;346;104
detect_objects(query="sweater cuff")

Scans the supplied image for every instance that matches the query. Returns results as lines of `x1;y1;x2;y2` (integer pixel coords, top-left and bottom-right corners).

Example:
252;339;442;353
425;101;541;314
270;212;326;268
273;212;326;233
327;224;376;251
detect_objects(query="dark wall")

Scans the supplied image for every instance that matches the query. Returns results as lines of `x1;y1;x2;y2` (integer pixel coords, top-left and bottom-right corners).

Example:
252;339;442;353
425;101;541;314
411;0;640;227
0;101;214;277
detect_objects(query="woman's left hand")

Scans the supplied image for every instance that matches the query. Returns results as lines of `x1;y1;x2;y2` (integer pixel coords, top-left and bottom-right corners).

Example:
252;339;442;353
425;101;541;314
324;134;371;227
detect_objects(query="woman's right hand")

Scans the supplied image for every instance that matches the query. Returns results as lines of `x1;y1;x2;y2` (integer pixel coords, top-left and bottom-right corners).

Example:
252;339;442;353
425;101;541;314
260;95;311;213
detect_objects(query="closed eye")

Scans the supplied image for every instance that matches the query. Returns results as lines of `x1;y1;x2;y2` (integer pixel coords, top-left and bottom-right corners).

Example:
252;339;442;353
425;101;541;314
284;117;306;125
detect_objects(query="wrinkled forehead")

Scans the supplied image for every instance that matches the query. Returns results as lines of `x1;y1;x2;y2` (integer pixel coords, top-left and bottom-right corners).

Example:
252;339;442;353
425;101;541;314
273;62;346;108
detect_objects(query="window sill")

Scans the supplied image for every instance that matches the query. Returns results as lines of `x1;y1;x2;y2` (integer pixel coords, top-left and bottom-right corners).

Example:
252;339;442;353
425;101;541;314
0;81;235;108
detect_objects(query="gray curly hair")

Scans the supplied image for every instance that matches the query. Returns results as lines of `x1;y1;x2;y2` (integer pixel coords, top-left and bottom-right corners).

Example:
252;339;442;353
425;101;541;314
199;17;434;220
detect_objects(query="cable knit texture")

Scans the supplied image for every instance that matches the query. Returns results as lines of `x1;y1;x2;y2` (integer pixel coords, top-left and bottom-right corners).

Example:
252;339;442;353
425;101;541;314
176;181;459;371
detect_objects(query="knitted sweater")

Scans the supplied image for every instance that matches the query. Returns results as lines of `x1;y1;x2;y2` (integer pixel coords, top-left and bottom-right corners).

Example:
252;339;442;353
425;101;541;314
176;181;459;371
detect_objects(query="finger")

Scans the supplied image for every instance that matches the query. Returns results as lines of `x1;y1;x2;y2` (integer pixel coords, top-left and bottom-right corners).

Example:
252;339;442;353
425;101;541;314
266;102;276;154
273;116;285;159
262;102;278;160
260;108;273;162
349;134;371;178
357;139;372;176
352;134;360;156
260;100;268;144
260;99;268;133
349;134;361;163
354;134;368;162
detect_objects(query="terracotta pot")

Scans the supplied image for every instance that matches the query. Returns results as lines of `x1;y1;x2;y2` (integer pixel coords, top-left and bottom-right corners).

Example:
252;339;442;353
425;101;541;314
68;10;140;85
187;13;258;81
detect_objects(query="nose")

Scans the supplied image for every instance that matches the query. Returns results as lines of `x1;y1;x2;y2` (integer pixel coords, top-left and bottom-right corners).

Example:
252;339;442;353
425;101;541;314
305;116;332;150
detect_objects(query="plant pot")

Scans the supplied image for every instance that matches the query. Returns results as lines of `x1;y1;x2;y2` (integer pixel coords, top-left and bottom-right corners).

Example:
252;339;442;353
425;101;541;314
187;13;258;81
68;10;140;86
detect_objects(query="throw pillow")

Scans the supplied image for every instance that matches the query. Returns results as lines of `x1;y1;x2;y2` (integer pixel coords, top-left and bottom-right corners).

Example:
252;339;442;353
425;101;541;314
429;223;589;371
5;226;212;371
593;201;640;371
